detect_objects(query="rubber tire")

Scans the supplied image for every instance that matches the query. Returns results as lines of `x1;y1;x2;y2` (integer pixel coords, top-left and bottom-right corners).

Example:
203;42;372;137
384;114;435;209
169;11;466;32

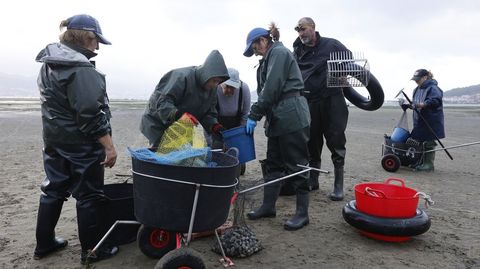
343;71;384;111
381;154;401;172
154;248;206;269
342;200;431;237
137;225;176;259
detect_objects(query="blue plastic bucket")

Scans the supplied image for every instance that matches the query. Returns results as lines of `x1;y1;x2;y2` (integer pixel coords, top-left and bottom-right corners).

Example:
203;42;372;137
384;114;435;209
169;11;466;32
391;127;409;143
222;126;255;163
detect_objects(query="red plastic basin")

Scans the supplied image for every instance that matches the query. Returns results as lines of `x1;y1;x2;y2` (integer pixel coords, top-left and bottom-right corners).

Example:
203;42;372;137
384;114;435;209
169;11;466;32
354;178;419;218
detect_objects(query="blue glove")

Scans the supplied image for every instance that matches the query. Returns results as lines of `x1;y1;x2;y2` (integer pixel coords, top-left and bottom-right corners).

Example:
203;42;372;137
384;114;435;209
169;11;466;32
246;119;257;135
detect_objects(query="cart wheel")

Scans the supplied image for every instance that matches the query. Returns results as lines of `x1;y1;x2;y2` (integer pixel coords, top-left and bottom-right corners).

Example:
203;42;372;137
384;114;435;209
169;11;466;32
137;225;176;259
381;154;401;172
154;248;206;269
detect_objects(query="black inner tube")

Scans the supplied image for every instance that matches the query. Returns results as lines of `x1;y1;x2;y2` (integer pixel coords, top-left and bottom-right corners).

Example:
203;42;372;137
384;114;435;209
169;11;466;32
342;200;431;237
342;69;384;111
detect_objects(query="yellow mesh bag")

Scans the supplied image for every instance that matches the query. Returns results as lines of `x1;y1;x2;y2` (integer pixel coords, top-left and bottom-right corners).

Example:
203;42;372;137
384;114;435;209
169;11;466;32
157;114;207;155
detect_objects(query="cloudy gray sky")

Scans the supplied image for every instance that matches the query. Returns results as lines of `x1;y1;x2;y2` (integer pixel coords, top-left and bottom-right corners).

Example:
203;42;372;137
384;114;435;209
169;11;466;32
1;0;479;100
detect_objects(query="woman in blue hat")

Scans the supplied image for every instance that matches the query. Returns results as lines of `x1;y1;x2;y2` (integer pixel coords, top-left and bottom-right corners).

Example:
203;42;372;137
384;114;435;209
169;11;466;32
243;23;311;230
34;14;118;264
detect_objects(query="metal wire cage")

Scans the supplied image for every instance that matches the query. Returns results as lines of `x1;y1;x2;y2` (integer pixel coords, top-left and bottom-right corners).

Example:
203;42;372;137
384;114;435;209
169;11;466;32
327;51;370;88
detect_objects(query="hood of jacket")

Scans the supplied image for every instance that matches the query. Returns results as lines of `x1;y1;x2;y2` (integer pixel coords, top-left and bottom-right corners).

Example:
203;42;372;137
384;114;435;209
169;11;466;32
419;79;439;89
35;42;94;67
195;50;229;86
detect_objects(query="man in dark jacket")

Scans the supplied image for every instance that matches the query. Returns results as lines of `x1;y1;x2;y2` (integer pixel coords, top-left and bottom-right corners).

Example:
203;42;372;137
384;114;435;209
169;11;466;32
293;17;349;201
34;14;118;264
140;50;229;148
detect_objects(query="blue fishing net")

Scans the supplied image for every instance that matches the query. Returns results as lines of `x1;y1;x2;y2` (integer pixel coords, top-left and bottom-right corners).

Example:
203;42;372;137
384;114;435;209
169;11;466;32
128;146;218;167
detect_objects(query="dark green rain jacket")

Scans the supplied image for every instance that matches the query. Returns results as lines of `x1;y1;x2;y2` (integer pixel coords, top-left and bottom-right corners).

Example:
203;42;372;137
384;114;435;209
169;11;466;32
36;42;112;144
140;50;229;145
249;42;310;137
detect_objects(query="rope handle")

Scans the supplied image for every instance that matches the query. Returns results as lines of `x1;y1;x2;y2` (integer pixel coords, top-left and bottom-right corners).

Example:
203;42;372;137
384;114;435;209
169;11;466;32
415;192;435;208
385;177;406;187
365;187;386;198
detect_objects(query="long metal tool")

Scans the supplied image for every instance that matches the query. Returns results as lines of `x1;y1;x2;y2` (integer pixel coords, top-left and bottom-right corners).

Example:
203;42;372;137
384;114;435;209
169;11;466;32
424;141;480;153
398;89;453;160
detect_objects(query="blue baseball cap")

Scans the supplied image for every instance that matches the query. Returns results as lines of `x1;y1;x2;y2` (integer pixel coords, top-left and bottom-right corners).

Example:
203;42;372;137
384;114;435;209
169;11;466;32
243;27;269;57
67;14;111;45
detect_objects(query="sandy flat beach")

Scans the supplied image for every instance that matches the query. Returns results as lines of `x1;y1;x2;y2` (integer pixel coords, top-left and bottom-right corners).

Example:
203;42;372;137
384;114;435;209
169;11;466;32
0;101;479;269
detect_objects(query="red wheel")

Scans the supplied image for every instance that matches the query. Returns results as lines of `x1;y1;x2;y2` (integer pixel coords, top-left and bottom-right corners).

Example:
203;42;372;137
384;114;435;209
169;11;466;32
137;225;176;259
381;154;401;172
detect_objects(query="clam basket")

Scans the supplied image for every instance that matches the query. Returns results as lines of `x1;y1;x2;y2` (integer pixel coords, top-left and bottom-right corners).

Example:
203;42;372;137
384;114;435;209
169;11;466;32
327;51;370;88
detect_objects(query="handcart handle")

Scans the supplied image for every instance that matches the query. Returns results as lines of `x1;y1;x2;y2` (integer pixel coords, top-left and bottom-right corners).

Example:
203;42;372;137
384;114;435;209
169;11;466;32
385;177;406;187
238;166;312;194
365;187;386;198
131;169;239;189
297;164;330;174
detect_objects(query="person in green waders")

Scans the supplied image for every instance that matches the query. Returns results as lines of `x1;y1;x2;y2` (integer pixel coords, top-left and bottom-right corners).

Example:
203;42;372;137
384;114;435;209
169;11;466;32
243;23;311;231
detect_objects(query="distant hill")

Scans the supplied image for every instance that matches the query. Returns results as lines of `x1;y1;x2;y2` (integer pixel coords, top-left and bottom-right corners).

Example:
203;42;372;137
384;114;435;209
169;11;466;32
443;84;480;103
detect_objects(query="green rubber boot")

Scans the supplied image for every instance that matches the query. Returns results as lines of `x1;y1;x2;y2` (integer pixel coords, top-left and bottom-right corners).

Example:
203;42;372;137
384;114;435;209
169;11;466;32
416;141;436;172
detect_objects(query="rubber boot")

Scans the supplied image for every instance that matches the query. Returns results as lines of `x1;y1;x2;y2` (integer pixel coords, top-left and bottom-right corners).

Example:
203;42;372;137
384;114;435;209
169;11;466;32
328;167;344;201
247;173;282;220
416;145;435;172
34;196;68;260
260;159;293;196
77;200;119;265
308;161;320;191
284;193;309;231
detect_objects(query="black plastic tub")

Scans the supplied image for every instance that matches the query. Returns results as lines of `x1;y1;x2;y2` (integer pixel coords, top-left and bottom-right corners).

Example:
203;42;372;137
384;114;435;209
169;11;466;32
104;183;140;245
131;150;239;233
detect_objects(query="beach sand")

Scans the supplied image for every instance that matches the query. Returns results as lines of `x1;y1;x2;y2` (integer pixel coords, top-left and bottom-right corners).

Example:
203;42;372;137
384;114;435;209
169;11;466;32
0;102;479;269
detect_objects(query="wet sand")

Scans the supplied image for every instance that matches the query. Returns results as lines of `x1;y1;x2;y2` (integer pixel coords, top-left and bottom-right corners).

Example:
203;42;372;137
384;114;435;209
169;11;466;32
0;101;479;268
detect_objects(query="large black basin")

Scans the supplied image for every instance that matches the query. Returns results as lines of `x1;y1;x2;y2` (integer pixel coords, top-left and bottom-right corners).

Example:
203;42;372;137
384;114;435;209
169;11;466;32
131;150;239;233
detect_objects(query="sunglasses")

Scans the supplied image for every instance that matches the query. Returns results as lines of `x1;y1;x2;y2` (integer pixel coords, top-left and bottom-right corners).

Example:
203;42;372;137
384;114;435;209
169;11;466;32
295;24;313;32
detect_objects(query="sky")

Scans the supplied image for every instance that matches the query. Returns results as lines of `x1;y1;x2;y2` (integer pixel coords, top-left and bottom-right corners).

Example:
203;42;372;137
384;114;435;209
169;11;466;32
1;0;480;100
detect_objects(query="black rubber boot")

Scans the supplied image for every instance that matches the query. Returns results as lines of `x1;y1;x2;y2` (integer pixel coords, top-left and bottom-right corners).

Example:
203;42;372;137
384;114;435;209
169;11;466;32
328;167;344;201
77;200;119;264
284;193;309;231
34;196;68;260
247;173;282;220
240;163;246;175
308;161;320;191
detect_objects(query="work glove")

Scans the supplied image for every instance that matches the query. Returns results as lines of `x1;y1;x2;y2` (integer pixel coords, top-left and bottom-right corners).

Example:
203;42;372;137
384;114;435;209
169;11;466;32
212;123;226;141
401;103;412;111
179;112;199;125
246;119;257;135
398;98;412;111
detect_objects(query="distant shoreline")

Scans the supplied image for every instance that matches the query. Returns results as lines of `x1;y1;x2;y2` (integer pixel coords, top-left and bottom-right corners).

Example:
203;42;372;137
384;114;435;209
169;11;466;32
0;97;479;109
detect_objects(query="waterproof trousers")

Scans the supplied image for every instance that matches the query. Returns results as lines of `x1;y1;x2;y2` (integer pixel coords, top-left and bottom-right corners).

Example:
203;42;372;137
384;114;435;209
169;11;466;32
36;143;114;259
307;94;348;169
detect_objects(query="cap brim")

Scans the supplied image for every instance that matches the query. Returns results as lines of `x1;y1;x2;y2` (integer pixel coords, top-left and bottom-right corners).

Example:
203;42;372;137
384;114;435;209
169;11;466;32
224;80;241;89
411;76;420;82
96;33;111;45
243;41;254;57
